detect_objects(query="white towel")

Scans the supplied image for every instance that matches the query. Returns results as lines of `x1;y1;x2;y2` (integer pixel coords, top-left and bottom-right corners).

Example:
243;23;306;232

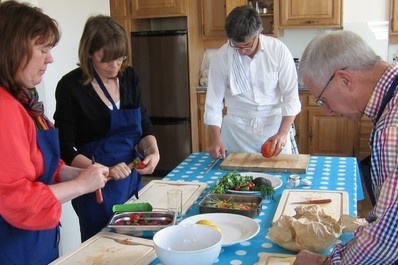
229;50;252;95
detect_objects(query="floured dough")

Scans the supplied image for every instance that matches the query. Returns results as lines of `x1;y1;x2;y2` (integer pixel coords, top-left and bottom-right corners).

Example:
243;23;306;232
268;205;342;253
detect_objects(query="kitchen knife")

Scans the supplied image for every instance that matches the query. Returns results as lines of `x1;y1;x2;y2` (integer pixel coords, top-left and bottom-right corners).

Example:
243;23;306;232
204;151;228;174
103;236;154;247
292;199;332;204
92;155;103;204
204;158;220;175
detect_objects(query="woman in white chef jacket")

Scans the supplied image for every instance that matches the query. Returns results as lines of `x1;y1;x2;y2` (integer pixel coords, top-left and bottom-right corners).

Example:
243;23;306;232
204;5;301;159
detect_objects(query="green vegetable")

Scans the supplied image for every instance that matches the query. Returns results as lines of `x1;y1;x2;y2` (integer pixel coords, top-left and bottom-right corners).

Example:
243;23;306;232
112;202;153;213
212;171;275;199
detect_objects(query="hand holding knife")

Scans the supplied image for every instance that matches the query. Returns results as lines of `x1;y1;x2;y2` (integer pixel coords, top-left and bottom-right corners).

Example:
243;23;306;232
92;155;104;204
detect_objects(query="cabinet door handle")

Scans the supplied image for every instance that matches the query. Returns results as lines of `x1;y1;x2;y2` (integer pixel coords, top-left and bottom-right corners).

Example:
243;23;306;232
309;126;313;143
300;20;320;24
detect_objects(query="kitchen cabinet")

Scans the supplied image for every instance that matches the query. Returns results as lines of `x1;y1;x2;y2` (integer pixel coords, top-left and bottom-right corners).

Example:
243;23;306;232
390;0;398;43
295;91;356;156
357;116;372;161
130;0;187;18
197;91;227;152
110;0;131;32
279;0;342;28
201;0;281;40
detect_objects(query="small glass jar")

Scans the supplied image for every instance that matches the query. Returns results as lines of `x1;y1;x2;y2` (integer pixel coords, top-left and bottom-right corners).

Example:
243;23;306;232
287;174;301;188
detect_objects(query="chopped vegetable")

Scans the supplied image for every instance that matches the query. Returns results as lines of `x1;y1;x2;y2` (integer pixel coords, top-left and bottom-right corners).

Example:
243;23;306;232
204;197;257;211
212;171;275;199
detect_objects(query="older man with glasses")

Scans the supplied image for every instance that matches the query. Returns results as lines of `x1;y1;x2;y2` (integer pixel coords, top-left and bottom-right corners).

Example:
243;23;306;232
296;30;398;265
204;5;301;159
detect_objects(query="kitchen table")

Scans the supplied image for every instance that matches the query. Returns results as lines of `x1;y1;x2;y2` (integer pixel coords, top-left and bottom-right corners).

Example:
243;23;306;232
150;152;364;265
51;152;365;265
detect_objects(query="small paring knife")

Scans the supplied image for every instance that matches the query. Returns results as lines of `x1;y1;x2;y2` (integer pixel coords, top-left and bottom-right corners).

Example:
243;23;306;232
292;199;332;204
92;155;104;204
204;151;228;175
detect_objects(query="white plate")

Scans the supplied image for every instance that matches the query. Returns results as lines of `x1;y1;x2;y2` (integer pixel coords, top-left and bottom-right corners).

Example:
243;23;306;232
180;213;260;246
227;172;283;194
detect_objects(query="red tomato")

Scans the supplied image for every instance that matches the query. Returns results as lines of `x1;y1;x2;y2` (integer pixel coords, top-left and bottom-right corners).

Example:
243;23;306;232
261;141;275;158
129;213;141;223
132;158;147;169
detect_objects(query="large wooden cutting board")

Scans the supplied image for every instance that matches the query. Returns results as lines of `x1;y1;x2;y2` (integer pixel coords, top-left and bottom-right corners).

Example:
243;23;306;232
49;231;155;265
125;180;207;215
219;153;310;173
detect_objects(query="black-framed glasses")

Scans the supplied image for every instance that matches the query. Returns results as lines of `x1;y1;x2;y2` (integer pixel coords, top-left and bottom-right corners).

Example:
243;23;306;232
316;68;347;107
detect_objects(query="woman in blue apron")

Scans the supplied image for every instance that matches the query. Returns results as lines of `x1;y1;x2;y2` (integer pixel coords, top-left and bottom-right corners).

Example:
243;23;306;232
53;15;160;242
0;3;109;264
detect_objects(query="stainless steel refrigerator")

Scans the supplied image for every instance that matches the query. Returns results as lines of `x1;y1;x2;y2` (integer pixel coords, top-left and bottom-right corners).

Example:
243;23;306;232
131;30;191;176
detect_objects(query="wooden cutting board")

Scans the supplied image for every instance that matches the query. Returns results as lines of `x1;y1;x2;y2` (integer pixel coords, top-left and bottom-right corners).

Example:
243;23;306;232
49;231;155;265
219;153;310;173
125;180;207;215
272;190;349;222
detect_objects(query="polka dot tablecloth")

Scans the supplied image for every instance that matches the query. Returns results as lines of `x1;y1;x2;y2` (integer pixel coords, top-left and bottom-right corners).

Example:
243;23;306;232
150;152;364;265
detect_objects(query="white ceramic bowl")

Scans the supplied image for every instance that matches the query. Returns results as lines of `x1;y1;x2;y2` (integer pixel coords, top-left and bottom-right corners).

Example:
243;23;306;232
153;224;222;265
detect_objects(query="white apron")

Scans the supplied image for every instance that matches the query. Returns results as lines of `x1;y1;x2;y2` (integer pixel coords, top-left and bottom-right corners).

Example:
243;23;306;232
221;113;294;154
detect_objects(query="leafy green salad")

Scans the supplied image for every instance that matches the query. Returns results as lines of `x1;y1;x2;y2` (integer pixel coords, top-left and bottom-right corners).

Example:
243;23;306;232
212;171;275;199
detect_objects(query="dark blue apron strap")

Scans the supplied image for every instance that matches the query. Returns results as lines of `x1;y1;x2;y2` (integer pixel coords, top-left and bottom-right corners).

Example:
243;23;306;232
375;76;398;122
361;74;398;207
93;70;118;110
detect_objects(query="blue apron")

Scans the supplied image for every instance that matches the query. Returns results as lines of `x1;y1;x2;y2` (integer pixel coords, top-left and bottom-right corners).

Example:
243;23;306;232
0;129;60;265
72;72;143;241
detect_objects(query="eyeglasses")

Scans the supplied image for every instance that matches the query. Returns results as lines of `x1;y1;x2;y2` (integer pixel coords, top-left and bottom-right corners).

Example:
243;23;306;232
97;55;128;64
108;56;127;63
316;68;346;107
229;35;258;50
115;56;128;62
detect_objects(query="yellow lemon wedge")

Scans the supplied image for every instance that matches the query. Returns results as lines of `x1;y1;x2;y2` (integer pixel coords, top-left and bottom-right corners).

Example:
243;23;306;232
195;219;222;232
196;219;214;226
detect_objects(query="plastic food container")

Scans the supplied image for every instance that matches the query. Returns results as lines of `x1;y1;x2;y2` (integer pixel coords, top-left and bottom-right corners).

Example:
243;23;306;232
198;193;262;218
107;211;176;237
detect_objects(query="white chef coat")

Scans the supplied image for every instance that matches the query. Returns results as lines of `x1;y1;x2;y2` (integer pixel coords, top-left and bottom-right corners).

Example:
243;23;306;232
204;34;301;153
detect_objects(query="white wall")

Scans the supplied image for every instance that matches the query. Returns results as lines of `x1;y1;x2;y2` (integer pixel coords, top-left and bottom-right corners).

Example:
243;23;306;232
279;0;390;62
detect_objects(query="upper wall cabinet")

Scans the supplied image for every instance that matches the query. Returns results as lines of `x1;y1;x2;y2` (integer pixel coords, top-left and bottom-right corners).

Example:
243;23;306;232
131;0;187;18
279;0;342;28
110;0;132;31
390;0;398;43
201;0;228;39
202;0;281;40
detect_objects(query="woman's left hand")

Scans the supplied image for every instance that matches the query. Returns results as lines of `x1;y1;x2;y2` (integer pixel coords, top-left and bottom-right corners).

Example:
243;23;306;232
135;152;160;175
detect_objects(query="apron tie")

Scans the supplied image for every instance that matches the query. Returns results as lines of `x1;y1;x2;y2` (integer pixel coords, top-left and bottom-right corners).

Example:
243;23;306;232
250;117;264;135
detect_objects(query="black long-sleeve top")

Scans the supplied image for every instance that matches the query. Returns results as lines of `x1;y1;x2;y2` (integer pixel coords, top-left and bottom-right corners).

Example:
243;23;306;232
53;66;154;165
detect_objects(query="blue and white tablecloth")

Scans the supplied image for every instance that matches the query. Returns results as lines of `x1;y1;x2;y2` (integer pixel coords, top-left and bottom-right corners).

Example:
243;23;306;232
150;152;364;265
